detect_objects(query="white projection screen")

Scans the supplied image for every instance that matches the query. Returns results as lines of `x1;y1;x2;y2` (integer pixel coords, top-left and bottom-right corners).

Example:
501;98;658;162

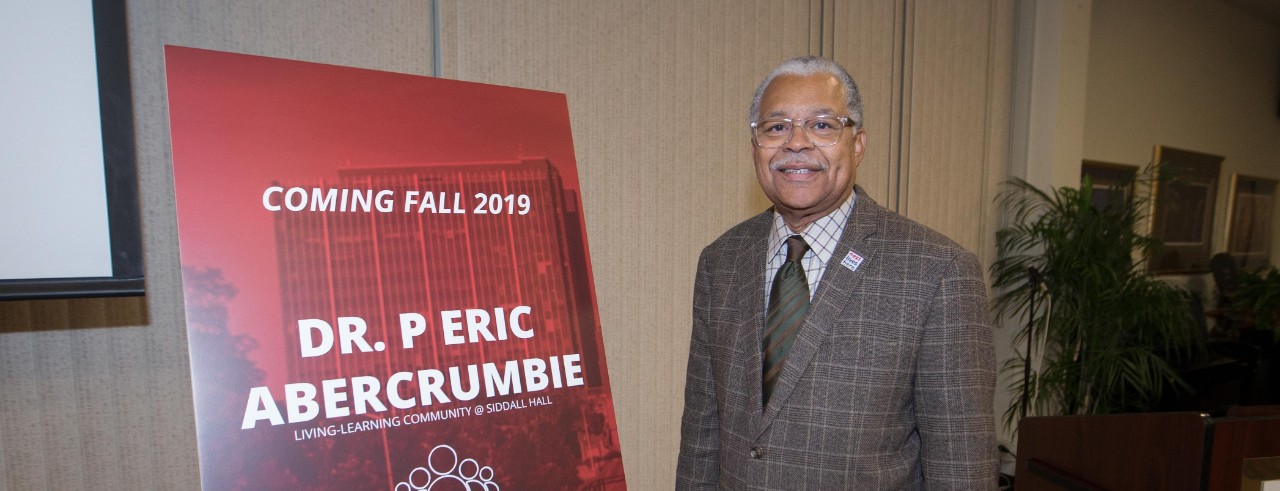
0;0;143;300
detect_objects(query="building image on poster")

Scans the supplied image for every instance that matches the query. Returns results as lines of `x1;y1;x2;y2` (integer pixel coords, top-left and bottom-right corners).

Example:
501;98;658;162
165;46;625;490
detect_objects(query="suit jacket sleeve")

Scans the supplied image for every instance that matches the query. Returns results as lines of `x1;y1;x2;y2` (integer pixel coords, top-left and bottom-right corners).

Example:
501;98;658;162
675;250;720;490
915;248;998;488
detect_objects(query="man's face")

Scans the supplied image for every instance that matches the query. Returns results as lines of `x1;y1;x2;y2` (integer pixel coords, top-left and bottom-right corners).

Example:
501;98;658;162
753;73;865;231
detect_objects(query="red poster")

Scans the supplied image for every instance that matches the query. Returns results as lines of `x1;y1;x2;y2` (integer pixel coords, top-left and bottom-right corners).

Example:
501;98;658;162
165;46;626;490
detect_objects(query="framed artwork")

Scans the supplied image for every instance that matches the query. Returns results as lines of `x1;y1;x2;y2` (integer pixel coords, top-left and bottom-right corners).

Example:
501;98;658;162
1081;160;1138;210
1226;174;1277;270
1148;146;1223;274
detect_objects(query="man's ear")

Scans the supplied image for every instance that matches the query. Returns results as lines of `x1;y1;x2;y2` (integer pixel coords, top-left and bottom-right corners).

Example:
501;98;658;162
852;130;867;168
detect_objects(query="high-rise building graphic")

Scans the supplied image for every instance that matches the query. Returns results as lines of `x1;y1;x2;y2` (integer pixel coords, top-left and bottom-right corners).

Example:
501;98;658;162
270;157;621;488
273;157;603;384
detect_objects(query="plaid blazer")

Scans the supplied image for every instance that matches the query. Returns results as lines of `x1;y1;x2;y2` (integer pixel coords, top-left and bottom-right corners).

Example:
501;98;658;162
676;187;996;490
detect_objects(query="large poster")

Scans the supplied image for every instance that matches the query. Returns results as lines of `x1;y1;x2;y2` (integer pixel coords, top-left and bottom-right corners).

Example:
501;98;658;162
165;46;625;490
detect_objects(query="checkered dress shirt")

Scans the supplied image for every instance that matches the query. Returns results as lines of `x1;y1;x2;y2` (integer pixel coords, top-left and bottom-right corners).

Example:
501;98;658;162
764;191;856;304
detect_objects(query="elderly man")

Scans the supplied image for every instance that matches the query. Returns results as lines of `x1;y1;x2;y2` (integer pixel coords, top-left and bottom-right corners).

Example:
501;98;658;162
676;56;996;489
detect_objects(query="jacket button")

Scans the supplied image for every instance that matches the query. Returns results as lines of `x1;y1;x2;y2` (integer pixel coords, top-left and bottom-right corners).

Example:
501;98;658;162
749;447;763;459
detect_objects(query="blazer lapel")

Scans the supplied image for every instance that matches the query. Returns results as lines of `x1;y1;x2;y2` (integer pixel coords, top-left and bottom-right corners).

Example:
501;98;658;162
756;187;885;432
726;213;772;426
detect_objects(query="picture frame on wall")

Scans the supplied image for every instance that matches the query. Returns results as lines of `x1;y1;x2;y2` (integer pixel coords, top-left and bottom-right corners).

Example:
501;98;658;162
1148;145;1223;274
1081;160;1138;210
1226;174;1277;270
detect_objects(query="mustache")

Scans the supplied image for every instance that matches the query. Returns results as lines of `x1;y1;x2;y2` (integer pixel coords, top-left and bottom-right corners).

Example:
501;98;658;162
769;153;827;171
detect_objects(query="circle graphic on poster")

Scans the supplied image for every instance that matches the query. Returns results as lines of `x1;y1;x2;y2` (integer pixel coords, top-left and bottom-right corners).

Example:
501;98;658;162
394;444;499;491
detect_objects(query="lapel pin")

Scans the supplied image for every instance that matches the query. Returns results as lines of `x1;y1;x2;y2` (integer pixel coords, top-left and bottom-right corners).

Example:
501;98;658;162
841;250;865;272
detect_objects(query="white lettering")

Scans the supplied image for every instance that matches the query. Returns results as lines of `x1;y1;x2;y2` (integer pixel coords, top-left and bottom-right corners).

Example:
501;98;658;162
351;376;388;415
285;382;319;423
321;378;350;418
483;360;522;397
242;386;285;429
262;186;283;211
387;372;416;409
337;316;374;354
298;319;334;357
399;312;428;349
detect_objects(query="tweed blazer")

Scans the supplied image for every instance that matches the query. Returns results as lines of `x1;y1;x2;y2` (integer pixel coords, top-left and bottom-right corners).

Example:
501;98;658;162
676;187;996;490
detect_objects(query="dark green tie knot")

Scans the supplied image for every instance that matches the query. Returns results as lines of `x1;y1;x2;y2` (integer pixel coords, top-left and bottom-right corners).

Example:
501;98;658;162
785;235;809;263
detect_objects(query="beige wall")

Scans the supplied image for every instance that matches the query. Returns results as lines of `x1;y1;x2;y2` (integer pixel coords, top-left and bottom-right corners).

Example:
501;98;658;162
1082;0;1280;291
0;1;1014;489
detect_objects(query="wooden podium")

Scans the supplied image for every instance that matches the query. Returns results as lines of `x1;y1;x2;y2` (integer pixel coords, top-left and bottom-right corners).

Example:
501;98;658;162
1015;412;1280;490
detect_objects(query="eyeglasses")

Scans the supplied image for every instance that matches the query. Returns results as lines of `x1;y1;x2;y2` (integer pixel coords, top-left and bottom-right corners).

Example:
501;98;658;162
750;115;856;149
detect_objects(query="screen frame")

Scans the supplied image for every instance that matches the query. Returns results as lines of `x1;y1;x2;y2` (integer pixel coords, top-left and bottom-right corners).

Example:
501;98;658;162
0;0;144;301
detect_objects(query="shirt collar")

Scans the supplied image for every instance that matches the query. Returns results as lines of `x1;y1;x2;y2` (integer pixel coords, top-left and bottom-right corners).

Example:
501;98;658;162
767;189;857;264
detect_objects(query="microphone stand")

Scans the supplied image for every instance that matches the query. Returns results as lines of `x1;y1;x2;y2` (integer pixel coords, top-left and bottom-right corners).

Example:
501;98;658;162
1021;266;1042;422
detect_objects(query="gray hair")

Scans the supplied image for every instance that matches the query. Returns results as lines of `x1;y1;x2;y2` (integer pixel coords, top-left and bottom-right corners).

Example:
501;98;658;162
748;56;863;129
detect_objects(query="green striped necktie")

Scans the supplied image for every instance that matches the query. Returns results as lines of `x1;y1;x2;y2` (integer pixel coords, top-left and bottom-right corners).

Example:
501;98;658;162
763;235;810;405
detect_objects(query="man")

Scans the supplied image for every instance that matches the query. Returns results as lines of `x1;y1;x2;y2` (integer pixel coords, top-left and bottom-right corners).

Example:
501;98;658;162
676;56;996;489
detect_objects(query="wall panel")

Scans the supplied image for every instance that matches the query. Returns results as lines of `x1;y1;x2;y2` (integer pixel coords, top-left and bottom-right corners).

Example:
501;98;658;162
833;0;1012;255
436;1;816;488
829;1;908;210
902;0;1010;255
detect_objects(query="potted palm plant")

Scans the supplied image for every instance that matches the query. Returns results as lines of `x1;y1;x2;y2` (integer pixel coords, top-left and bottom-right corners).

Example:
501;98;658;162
991;167;1203;431
1233;267;1280;343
